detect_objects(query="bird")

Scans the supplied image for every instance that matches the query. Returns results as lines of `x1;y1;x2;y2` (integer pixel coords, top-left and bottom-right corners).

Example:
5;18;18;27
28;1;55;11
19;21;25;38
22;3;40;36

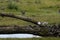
37;22;41;25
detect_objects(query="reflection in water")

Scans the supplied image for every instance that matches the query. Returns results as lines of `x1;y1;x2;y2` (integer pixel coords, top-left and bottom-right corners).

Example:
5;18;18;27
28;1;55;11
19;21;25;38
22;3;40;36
0;34;42;38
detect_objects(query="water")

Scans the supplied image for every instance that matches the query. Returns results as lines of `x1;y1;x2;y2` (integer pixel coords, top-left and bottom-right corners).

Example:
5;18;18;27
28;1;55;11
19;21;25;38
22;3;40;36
0;34;42;38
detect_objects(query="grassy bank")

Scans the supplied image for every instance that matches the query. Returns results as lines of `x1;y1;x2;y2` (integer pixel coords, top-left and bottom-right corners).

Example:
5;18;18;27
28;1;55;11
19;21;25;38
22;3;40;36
0;37;60;40
0;0;60;25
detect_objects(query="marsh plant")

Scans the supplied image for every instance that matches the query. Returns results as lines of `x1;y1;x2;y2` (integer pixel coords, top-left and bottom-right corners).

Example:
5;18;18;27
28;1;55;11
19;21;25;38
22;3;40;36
7;1;18;10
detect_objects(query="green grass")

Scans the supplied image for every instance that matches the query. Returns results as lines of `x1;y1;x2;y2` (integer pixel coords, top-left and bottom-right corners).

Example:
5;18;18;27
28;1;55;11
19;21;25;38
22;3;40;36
0;37;60;40
0;0;60;25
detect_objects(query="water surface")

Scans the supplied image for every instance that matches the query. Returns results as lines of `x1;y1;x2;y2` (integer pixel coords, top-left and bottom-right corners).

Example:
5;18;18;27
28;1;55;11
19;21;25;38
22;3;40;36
0;34;41;38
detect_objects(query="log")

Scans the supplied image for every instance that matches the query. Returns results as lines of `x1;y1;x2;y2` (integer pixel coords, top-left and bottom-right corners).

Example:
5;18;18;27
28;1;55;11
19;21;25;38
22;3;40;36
0;25;42;36
0;13;60;37
0;13;39;25
0;25;60;37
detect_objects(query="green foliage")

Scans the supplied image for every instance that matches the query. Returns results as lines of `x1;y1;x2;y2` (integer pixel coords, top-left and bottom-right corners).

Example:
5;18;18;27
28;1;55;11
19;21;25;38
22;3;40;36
7;1;18;10
0;0;60;25
0;38;60;40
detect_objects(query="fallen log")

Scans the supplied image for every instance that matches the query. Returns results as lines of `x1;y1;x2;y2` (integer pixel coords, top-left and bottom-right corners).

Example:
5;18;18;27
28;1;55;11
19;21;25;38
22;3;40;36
0;13;39;25
0;25;42;36
0;24;60;37
0;13;60;37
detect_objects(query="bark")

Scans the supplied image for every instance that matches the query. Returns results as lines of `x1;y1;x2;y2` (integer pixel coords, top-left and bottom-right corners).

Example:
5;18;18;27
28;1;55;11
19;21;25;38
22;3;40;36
0;25;41;35
0;25;60;37
0;13;39;25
